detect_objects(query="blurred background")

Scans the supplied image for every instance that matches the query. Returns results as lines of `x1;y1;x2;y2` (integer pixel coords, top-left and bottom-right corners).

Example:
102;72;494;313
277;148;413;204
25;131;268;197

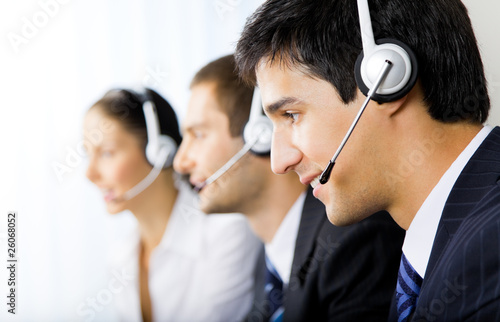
0;0;499;321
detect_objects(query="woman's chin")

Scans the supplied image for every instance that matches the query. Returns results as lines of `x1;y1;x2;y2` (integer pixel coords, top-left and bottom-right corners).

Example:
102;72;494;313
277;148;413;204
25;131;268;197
105;203;125;215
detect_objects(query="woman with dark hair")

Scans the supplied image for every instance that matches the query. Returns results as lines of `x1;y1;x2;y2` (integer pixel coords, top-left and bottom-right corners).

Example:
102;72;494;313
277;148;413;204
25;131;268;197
83;88;260;322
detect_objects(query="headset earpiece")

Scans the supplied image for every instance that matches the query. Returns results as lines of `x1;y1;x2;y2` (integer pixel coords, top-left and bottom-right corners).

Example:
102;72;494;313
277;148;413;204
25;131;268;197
243;87;273;156
139;89;177;168
145;133;177;168
243;115;273;155
355;0;418;103
355;38;418;102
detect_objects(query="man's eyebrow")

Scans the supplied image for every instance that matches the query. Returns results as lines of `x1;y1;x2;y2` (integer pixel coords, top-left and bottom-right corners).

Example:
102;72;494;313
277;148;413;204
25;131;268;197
264;97;300;114
181;122;206;135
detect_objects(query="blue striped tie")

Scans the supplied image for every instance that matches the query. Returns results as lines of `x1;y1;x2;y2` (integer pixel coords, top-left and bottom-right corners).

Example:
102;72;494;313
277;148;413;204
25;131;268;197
396;254;423;322
265;255;284;322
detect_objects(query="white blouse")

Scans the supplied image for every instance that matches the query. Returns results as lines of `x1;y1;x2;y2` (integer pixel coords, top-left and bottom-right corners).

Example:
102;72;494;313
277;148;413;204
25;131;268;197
109;184;262;322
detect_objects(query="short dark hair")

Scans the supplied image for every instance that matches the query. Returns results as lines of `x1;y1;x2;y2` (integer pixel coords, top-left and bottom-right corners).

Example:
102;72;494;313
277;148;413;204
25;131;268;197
235;0;489;123
91;88;182;150
191;54;253;137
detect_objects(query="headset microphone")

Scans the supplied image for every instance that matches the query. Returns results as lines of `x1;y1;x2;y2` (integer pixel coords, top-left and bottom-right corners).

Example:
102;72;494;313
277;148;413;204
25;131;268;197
111;89;177;201
319;60;392;184
194;137;258;192
194;87;272;192
319;0;418;185
118;146;171;201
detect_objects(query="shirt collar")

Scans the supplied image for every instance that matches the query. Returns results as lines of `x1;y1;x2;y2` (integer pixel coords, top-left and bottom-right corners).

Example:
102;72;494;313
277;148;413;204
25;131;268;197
265;191;306;285
403;125;493;277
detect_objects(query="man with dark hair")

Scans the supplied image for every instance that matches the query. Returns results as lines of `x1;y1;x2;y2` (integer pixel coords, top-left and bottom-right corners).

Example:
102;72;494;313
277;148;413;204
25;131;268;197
235;0;500;320
174;54;404;321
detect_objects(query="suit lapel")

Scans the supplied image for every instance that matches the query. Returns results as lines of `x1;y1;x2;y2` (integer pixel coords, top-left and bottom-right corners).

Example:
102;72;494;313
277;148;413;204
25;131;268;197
425;126;500;279
289;187;327;286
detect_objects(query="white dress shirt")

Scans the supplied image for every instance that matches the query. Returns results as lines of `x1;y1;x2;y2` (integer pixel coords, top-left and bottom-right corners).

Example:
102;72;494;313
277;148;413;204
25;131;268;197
109;183;262;322
403;125;493;278
265;191;306;286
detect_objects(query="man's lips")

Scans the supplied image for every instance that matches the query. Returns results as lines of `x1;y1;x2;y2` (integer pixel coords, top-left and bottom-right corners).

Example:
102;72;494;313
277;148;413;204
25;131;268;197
193;182;206;193
300;173;322;189
99;188;116;202
188;177;207;193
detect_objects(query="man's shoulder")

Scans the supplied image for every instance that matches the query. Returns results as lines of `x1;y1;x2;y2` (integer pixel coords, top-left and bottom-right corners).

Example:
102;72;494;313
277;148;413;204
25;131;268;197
415;183;500;321
444;182;500;258
449;182;500;245
286;210;403;320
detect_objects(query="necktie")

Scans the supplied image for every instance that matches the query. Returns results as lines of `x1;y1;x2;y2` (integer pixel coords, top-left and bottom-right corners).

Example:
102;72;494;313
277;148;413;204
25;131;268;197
395;253;423;322
265;255;284;322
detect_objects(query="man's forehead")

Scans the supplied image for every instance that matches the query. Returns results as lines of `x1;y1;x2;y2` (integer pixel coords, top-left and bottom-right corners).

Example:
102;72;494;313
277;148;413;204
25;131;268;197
183;84;227;129
255;63;313;112
255;55;311;79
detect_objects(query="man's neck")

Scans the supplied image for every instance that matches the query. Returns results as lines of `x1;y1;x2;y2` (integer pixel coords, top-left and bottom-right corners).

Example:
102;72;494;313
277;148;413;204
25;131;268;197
246;174;306;243
388;121;483;230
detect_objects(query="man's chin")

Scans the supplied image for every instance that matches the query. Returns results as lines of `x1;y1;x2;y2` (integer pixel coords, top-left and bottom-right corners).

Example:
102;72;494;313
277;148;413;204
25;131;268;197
106;205;124;215
326;209;356;227
199;204;213;215
199;198;236;215
198;197;219;215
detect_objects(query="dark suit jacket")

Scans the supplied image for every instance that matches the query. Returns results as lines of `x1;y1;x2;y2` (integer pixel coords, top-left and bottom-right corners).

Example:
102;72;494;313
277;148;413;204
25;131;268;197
246;188;405;322
390;126;500;321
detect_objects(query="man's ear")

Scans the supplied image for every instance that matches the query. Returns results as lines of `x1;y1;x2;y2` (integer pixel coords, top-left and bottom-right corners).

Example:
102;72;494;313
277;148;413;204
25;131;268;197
370;79;423;118
353;86;410;119
374;93;409;118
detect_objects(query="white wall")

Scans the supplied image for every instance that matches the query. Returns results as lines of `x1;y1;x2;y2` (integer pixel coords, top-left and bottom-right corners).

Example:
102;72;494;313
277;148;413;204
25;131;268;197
0;1;265;321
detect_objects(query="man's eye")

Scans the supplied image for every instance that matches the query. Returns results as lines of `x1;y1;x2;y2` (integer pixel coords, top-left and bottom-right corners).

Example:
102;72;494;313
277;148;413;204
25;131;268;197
100;150;114;158
193;131;205;139
283;112;299;122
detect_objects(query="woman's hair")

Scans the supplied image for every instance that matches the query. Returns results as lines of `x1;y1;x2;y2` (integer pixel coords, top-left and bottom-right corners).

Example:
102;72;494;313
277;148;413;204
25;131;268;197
90;88;182;150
